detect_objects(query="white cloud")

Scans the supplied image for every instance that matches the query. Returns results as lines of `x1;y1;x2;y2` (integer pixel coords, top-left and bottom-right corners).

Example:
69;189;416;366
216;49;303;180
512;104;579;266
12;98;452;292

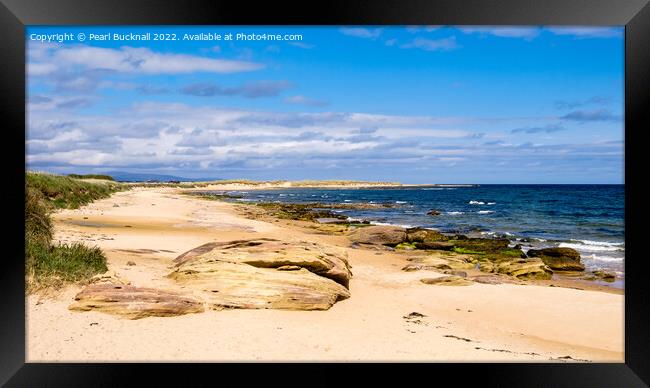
400;37;460;51
28;44;264;76
27;101;621;177
340;28;382;39
459;27;541;39
545;27;623;38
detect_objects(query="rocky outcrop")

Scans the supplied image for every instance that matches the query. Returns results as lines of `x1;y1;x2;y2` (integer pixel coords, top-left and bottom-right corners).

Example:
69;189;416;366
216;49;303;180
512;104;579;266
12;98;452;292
406;228;448;243
168;238;352;310
414;241;454;251
526;247;584;271
69;283;205;319
405;254;475;271
527;247;580;260
450;237;511;254
590;270;616;282
426;209;441;216
349;225;407;246
420;275;474;286
480;258;553;280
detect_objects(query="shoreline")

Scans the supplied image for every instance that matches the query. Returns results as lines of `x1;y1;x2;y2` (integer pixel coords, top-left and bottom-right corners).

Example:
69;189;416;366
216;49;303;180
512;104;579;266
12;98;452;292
26;186;624;361
185;188;625;290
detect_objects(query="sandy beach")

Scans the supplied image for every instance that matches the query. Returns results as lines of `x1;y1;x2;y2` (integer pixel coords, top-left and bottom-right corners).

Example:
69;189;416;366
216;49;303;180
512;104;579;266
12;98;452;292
26;187;624;362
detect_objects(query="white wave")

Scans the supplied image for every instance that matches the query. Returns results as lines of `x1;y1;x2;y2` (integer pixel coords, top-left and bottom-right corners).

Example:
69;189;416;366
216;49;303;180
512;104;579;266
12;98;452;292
344;199;352;202
395;201;408;204
571;239;624;247
447;211;464;215
583;254;624;262
469;201;485;205
559;242;623;252
478;210;495;214
371;221;415;228
487;202;496;205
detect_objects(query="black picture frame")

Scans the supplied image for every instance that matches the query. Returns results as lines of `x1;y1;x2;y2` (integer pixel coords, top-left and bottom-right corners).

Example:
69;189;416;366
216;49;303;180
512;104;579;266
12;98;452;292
1;0;648;386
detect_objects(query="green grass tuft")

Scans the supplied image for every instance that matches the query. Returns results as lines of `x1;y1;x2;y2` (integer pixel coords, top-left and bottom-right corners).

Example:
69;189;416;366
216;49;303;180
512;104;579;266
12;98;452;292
26;171;125;209
26;242;108;289
67;174;115;181
25;185;53;246
25;172;111;292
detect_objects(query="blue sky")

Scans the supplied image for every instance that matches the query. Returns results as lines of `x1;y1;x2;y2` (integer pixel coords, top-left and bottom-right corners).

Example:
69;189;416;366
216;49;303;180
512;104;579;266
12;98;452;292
26;26;624;183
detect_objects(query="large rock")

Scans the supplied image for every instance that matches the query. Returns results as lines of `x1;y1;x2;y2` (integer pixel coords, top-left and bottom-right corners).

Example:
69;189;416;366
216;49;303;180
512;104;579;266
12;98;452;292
173;238;352;287
69;283;205;319
349;225;407;246
480;258;553;280
527;247;580;260
405;254;475;271
406;228;448;243
168;238;352;310
527;247;584;271
450;237;510;253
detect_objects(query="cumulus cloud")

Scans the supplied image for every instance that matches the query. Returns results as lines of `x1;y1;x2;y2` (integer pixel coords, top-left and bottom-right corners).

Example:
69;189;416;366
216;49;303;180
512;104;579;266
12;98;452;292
26;100;622;181
180;80;292;98
26;43;265;93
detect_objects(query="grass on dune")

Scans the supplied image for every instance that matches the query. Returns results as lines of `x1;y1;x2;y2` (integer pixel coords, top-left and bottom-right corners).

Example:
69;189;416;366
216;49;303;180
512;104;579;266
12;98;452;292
67;174;115;181
25;173;112;292
26;171;125;209
26;242;108;291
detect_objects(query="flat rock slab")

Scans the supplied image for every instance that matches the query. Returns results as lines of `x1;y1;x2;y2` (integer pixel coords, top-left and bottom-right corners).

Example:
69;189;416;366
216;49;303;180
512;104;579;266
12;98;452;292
420;276;474;286
480;258;553;280
69;283;205;319
173;238;351;288
168;238;352;311
406;254;475;271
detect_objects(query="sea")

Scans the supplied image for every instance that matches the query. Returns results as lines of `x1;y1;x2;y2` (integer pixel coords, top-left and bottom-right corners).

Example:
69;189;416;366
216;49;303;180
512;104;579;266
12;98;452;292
205;184;625;284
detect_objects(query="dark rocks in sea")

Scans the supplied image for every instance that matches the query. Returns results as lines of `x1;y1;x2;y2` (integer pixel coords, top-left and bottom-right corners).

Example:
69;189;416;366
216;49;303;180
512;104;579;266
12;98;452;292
527;247;584;271
406;228;448;243
591;270;616;282
427;209;441;216
414;241;454;251
256;202;348;222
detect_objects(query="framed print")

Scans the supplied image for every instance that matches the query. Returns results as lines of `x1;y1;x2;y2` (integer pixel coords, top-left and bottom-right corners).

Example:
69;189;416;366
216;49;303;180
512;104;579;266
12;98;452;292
1;0;648;386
